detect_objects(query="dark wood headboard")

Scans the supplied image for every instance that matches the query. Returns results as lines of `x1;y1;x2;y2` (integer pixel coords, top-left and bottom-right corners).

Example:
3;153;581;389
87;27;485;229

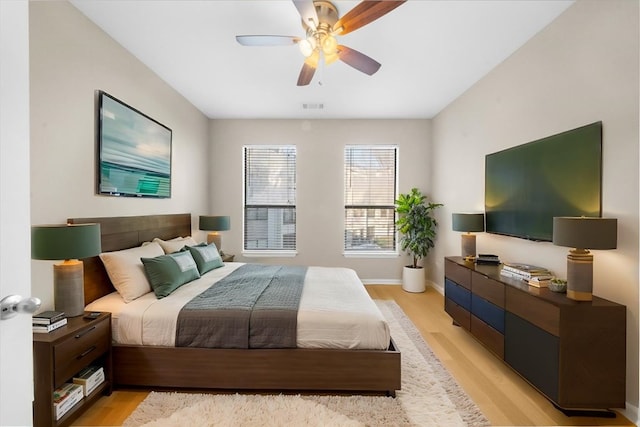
68;213;191;305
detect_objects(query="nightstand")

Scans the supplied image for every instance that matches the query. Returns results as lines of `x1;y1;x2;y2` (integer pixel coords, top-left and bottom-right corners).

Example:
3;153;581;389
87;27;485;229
33;312;113;427
222;253;235;262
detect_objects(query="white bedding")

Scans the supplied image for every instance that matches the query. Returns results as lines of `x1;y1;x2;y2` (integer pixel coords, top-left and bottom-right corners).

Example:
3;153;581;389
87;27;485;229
86;262;390;350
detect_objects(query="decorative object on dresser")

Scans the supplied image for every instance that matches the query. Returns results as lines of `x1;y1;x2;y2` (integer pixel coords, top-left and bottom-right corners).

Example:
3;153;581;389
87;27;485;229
395;188;443;293
31;223;102;317
33;312;112;427
443;256;625;415
552;216;617;301
452;213;485;261
475;253;500;265
199;215;230;252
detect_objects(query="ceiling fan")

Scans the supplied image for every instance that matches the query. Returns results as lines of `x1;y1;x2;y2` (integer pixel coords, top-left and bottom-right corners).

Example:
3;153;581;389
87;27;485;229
236;0;406;86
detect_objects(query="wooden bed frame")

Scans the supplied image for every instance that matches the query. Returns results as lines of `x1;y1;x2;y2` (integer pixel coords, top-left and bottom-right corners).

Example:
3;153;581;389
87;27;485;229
69;213;401;395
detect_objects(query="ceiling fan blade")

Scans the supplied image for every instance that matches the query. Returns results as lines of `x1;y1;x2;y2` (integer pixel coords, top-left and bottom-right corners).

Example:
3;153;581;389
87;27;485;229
297;51;319;86
236;35;300;46
333;1;406;36
292;0;318;29
337;45;381;75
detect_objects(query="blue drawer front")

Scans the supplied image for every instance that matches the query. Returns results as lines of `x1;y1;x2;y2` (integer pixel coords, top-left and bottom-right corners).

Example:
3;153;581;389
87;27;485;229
445;279;471;310
471;294;505;333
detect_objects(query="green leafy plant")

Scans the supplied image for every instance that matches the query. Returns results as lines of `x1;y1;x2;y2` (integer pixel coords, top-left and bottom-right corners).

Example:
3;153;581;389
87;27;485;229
395;188;443;269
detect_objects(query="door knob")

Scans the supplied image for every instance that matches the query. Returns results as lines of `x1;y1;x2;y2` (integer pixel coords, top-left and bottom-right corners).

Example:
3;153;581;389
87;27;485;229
0;295;42;320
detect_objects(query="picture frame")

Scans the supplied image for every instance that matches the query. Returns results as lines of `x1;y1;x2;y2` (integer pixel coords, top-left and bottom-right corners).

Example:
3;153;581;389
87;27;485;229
96;91;172;198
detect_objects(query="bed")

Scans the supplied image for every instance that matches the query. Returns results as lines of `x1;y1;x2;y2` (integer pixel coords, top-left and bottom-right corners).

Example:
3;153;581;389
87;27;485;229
69;213;401;395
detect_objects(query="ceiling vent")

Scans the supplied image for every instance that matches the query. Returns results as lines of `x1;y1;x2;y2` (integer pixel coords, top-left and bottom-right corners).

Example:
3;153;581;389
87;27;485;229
303;103;324;110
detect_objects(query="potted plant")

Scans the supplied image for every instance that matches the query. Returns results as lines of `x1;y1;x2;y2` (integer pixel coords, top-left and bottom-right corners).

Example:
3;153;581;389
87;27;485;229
395;188;443;292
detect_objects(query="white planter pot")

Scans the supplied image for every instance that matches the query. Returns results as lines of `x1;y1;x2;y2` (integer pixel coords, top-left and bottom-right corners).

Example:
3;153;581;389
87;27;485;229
402;266;426;293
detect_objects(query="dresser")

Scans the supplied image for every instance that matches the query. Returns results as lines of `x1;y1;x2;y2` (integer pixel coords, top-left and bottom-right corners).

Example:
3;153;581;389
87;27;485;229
444;256;626;412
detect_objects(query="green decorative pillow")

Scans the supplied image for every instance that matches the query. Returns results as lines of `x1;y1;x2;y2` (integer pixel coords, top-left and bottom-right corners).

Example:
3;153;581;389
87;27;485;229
141;251;200;298
186;243;224;274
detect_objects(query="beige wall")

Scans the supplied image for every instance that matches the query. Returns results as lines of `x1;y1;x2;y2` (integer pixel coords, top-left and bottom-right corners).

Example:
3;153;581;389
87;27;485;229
29;1;210;310
208;119;432;282
430;0;639;417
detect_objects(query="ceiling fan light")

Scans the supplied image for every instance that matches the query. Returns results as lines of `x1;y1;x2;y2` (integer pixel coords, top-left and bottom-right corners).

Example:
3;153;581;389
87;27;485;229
324;51;339;65
322;35;338;55
298;38;314;57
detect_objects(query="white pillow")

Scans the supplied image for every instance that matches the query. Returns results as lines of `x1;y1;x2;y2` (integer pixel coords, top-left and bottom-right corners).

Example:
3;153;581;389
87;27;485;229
153;236;197;254
99;242;164;303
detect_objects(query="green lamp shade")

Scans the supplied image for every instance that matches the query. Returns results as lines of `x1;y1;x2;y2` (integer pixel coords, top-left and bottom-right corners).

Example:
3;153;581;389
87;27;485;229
552;217;617;249
452;213;485;232
31;223;102;260
199;216;230;232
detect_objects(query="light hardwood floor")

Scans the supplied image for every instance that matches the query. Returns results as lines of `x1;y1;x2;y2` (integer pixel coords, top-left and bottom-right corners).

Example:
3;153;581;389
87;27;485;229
72;285;634;426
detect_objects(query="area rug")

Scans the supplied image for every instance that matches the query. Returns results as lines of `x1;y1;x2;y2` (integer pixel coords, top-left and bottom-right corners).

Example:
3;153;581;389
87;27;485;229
123;300;489;427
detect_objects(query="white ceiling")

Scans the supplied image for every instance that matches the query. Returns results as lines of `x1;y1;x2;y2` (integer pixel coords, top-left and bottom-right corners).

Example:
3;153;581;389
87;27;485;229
70;0;573;119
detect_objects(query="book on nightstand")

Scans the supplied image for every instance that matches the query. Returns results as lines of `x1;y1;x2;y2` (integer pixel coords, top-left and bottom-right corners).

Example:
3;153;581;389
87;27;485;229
32;317;67;333
73;365;105;396
53;382;83;420
32;310;65;325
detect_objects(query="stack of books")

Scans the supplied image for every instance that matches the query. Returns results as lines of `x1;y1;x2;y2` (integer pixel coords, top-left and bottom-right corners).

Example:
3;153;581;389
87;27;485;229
53;382;83;420
73;365;105;396
500;263;552;287
32;311;67;333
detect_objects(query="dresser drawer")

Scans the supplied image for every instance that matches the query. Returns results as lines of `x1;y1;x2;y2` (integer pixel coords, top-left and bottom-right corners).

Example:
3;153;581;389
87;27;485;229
471;315;504;358
54;318;110;385
471;294;504;333
506;287;559;336
471;272;505;308
445;259;471;289
445;279;471;310
445;298;471;330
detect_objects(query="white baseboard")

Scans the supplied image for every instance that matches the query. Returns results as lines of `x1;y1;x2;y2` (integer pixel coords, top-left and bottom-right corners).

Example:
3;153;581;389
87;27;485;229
621;402;638;425
361;279;402;285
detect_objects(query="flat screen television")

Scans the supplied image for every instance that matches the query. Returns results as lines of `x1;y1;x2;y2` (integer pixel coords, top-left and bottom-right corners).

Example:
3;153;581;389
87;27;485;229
485;121;602;241
97;91;172;198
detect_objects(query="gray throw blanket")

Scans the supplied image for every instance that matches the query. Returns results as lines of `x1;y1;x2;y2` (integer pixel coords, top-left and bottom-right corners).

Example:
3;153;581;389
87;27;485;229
176;264;307;349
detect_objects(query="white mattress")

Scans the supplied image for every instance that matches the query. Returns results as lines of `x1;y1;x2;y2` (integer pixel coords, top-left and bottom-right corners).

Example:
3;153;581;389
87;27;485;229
86;262;390;350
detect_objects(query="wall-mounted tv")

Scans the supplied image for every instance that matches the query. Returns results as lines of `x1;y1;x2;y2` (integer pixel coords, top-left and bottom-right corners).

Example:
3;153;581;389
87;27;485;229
485;121;602;242
97;91;172;198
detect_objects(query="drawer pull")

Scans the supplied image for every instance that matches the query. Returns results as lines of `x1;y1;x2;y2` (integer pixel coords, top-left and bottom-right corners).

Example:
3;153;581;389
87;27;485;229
77;346;96;359
75;325;96;339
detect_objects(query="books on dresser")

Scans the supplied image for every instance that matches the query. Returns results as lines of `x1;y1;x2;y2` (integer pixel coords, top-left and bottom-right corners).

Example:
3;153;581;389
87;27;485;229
501;262;552;282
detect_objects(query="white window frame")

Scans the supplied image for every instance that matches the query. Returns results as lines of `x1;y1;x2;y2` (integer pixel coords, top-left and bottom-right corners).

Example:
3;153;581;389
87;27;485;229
343;145;399;258
242;145;297;257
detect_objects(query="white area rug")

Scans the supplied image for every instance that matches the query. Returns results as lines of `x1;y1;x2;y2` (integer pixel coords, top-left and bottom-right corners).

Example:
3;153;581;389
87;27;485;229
123;300;489;427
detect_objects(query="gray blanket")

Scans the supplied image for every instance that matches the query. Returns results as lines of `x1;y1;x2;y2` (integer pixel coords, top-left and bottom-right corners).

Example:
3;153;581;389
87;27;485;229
175;264;307;349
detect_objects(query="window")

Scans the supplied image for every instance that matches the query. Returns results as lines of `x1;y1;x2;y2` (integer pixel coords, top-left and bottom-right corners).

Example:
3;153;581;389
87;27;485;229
244;146;296;252
344;145;398;253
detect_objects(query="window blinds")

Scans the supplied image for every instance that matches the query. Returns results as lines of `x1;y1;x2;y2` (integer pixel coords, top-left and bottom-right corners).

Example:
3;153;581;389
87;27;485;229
344;145;397;252
244;146;297;251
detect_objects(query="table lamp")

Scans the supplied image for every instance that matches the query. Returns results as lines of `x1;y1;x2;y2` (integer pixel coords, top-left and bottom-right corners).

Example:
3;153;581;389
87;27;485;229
31;223;101;316
452;213;485;261
199;215;230;252
552;217;617;301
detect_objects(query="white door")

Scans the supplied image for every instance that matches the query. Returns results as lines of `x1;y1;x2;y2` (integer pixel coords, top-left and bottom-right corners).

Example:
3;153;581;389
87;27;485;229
0;2;34;426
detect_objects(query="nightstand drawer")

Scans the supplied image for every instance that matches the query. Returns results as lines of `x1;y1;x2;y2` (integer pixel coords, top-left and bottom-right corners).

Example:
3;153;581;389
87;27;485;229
54;318;110;385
